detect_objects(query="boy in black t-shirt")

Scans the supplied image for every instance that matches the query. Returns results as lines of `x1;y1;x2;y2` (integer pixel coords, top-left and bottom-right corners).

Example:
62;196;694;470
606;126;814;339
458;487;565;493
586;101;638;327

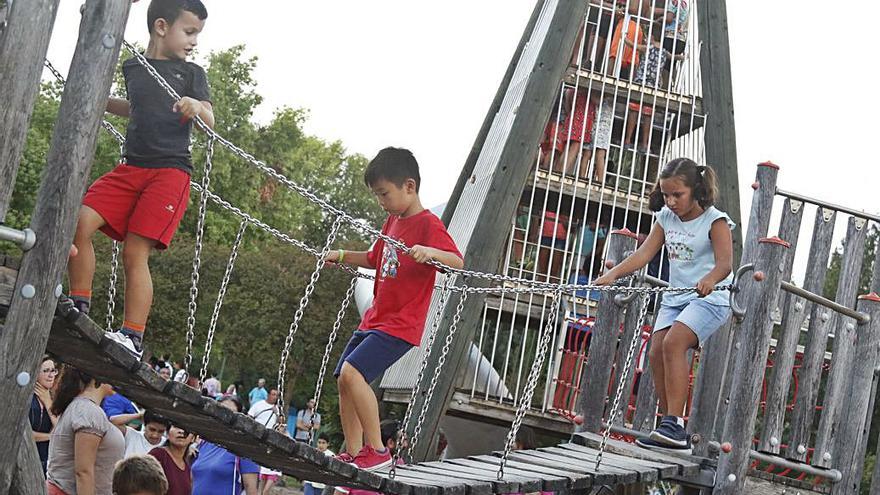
68;0;214;357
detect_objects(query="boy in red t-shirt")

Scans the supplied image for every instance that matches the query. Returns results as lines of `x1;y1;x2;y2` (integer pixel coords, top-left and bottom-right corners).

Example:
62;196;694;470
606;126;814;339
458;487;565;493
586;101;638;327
67;0;214;358
324;147;463;472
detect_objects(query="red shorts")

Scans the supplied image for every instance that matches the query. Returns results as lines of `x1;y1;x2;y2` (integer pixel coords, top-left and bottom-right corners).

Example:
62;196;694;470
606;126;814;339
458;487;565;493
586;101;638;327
83;163;190;250
628;102;654;115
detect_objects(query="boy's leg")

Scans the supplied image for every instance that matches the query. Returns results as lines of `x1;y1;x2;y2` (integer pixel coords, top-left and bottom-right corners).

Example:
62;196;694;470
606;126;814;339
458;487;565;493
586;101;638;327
661;322;699;417
120;232;157;346
579;148;593;181
68;206;107;313
624;107;638;146
594;148;607;183
338;362;382;450
337;374;365;455
647;329;668;415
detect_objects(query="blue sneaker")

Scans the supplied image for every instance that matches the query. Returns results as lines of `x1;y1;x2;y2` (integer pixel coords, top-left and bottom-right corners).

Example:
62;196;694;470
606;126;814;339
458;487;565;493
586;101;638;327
649;415;690;448
636;435;692;455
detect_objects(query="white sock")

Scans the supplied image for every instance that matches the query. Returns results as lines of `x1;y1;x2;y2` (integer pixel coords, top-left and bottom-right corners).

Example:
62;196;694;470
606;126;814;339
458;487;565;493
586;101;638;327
674;416;685;428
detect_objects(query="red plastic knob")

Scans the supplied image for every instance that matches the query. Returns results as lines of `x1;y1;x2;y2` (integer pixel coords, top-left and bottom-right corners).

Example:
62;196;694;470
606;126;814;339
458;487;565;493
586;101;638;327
751;181;760;190
721;442;732;453
605;260;615;269
573;415;584;425
753;271;765;282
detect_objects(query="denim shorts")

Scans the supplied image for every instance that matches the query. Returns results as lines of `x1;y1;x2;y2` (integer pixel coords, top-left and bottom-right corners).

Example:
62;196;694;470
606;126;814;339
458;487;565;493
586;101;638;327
654;299;732;345
334;330;413;383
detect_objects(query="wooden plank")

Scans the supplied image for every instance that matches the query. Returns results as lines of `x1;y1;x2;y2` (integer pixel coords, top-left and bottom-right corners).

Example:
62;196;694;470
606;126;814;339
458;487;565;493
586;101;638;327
405;463;519;494
0;1;131;490
608;289;644;422
577;230;638;432
11;415;43;495
557;442;676;479
784;210;837;462
443;457;564;492
472;454;591;490
512;449;627;484
542;445;657;483
0;0;60;221
422;460;540;492
812;217;869;469
506;450;606;486
408;0;594;462
715;238;790;495
571;432;700;478
382;467;479;495
758;197;805;454
835;296;880;493
0;265;16;309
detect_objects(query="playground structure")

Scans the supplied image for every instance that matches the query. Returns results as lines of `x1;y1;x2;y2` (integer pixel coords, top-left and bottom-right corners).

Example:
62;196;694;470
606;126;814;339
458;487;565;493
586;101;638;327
1;1;880;494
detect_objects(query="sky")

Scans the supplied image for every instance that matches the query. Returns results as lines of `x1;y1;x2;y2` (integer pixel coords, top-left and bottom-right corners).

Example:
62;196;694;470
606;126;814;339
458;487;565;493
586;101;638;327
43;1;879;279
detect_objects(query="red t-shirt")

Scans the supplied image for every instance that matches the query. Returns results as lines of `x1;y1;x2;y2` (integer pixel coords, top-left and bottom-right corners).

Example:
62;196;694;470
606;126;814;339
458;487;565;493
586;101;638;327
359;210;462;346
149;447;192;495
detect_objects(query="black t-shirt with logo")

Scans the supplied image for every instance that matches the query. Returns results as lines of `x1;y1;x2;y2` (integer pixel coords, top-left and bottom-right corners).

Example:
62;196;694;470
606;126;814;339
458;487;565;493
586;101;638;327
122;57;211;174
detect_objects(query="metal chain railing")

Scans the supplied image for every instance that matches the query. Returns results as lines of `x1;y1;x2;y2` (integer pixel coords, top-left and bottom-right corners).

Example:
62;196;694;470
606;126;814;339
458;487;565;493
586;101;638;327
276;215;345;419
199;219;248;386
309;276;359;442
183;136;216;378
390;277;452;475
407;288;469;463
594;292;651;470
105;241;120;331
497;290;563;480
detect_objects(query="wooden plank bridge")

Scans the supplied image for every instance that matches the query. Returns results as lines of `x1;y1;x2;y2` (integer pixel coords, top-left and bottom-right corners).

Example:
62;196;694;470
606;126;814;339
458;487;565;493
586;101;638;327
30;297;711;495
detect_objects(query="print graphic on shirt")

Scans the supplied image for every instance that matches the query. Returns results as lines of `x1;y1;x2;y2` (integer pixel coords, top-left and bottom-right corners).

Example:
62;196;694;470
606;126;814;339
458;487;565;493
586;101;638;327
666;229;696;261
380;244;399;279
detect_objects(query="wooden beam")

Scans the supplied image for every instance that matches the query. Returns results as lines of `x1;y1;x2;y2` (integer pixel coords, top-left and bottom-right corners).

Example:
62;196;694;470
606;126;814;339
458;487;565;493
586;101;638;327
10;416;43;495
408;0;591;462
0;0;60;222
0;1;130;491
715;238;790;494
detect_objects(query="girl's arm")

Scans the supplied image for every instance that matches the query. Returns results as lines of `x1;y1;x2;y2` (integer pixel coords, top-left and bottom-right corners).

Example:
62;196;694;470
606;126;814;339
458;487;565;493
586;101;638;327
242;473;259;495
696;218;733;296
593;223;665;285
325;250;373;269
74;431;101;495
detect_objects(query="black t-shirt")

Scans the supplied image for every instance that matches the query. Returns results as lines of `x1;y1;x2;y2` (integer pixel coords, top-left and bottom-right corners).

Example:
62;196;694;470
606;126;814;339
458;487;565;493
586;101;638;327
29;394;52;471
122;57;211;173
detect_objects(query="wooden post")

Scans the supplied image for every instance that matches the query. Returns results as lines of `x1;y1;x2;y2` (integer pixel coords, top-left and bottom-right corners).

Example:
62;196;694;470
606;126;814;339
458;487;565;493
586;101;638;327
408;0;591;462
11;416;43;495
714;237;790;495
608;272;645;421
688;163;778;454
697;0;742;260
834;293;880;494
757;198;805;453
812;217;869;469
0;1;130;491
630;310;661;432
0;0;61;222
575;229;637;433
784;207;838;462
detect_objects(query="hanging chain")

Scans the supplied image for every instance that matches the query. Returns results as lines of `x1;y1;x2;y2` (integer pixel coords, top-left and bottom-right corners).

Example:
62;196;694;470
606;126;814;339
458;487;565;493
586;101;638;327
276;216;344;421
390;276;452;477
104;241;121;331
498;290;563;480
309;276;358;443
594;292;651;470
183;136;216;379
199;219;248;386
408;287;469;462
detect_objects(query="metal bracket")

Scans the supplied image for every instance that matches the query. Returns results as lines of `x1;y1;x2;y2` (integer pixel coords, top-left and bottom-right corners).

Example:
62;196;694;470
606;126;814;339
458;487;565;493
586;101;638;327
729;263;755;322
0;225;36;251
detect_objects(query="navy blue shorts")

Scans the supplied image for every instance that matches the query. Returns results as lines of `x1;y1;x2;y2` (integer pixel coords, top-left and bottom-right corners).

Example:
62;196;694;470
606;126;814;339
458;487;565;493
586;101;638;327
333;330;413;383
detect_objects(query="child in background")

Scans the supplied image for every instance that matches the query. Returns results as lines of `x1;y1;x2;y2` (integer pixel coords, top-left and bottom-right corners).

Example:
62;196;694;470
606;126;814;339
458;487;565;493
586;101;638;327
607;7;644;80
112;455;169;495
594;158;734;454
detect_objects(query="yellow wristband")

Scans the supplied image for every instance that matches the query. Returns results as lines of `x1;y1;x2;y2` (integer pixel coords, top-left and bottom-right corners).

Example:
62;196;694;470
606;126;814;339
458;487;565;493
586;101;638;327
338;249;345;263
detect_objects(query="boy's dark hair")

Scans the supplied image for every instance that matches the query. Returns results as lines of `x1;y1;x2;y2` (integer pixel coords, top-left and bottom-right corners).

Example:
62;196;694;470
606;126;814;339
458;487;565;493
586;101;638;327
112;455;168;495
515;425;538;450
147;0;208;34
648;158;719;212
380;419;400;446
317;432;330;442
143;410;170;429
364;147;421;192
219;394;243;413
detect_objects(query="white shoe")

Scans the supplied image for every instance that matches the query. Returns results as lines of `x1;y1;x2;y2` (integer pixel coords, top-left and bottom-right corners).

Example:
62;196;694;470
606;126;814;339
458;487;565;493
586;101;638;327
104;331;143;359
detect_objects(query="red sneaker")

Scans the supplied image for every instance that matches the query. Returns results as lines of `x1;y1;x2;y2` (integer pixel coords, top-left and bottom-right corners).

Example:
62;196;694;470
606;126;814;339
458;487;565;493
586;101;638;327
352;445;392;471
334;452;354;463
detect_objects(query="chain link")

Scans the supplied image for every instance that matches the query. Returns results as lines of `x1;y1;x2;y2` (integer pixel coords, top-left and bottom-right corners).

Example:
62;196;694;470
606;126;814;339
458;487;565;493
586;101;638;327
390;277;452;477
497;290;563;480
276;216;344;420
594;292;651;470
309;276;358;442
199;219;248;386
105;241;120;331
183;136;216;379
